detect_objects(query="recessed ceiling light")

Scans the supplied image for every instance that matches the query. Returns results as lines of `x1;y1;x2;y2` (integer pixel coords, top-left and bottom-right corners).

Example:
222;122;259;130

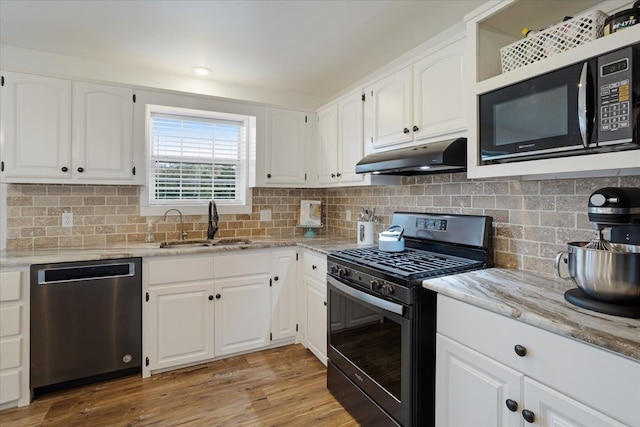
192;67;212;76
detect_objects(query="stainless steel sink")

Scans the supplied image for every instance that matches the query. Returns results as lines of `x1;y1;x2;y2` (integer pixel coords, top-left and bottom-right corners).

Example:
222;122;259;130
159;239;212;249
211;238;252;246
159;238;252;249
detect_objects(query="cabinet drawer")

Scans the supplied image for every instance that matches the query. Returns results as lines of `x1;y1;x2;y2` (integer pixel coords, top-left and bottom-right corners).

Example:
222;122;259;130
0;271;22;302
437;295;640;426
214;252;269;278
0;306;21;337
0;338;22;370
0;370;21;404
146;255;213;285
303;251;326;281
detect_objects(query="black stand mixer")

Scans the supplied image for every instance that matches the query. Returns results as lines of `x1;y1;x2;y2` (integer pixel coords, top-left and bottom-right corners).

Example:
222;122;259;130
560;187;640;318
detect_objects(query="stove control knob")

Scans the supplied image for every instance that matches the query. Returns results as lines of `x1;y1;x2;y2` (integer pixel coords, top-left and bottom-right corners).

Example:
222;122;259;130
330;265;339;275
371;280;382;291
381;284;394;296
338;268;349;278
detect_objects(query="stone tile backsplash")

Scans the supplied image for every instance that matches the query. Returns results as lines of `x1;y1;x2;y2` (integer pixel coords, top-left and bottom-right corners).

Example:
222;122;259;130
5;186;327;250
5;173;639;275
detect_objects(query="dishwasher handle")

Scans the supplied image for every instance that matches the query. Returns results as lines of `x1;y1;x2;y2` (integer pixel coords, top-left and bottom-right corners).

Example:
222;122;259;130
37;261;136;285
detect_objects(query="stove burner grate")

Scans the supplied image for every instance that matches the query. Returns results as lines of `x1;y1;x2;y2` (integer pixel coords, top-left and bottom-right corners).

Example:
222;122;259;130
332;247;482;278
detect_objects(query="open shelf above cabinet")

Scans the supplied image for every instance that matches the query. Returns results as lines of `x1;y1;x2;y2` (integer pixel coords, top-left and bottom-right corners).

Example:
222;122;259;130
470;0;626;84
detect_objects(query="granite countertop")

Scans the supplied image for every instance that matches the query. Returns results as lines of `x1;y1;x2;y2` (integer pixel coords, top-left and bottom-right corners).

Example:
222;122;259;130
422;268;640;362
0;236;358;266
4;239;638;363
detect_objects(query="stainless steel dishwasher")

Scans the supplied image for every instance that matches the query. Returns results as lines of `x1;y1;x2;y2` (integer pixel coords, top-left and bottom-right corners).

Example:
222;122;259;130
30;258;142;393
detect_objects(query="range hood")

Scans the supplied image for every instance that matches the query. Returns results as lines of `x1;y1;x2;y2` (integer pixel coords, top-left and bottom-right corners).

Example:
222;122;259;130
355;137;467;176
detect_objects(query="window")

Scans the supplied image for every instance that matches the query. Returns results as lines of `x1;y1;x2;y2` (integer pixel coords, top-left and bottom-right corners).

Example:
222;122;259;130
142;104;255;215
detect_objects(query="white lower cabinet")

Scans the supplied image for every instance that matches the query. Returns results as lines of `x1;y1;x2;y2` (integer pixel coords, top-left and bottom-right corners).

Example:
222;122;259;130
301;250;327;364
270;249;298;342
436;334;522;427
523;377;627;427
143;248;297;376
304;277;327;364
213;259;271;357
436;295;640;427
146;283;214;372
0;267;30;409
143;255;215;376
144;249;298;376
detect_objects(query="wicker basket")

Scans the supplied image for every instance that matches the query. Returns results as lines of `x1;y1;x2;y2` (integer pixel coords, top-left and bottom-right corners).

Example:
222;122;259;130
500;10;608;73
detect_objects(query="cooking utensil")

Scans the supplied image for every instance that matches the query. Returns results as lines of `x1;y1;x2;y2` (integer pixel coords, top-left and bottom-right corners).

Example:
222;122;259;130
554;241;640;301
585;228;612;251
379;225;405;252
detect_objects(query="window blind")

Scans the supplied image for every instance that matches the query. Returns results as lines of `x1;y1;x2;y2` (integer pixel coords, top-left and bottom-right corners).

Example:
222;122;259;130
149;113;245;204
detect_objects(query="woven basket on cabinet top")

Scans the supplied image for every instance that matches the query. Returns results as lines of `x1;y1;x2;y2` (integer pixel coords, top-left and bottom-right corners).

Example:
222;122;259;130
500;10;608;73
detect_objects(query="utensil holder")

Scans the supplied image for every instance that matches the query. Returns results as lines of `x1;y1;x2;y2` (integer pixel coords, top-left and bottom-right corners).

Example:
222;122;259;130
357;221;374;245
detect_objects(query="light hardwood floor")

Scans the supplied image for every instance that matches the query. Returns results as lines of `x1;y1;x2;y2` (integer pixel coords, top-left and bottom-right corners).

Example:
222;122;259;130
0;344;358;427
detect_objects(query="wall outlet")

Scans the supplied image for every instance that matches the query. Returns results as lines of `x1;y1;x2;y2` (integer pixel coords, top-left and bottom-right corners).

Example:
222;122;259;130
346;209;351;221
260;209;272;221
62;212;73;228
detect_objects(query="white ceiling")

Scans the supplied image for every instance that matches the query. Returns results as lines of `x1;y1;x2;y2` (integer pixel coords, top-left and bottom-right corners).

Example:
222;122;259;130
0;0;484;100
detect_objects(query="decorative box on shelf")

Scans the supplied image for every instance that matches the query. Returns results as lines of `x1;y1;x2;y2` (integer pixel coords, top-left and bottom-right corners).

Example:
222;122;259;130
500;10;609;73
298;200;323;237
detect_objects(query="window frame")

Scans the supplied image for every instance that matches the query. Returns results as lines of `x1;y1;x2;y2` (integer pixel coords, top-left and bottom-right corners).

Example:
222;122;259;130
140;102;256;217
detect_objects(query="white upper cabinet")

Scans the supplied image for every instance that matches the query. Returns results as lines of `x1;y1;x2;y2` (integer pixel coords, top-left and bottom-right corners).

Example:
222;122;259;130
364;33;467;153
364;66;413;150
72;82;135;181
316;91;369;186
337;92;366;184
1;71;72;180
317;103;339;185
413;35;466;142
260;107;309;187
0;71;139;184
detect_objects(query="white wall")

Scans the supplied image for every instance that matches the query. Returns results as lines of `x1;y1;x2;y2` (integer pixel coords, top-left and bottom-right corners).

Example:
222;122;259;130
0;45;326;111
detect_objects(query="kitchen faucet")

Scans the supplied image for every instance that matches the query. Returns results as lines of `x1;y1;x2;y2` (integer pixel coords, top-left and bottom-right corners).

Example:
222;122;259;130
163;209;187;240
207;200;219;239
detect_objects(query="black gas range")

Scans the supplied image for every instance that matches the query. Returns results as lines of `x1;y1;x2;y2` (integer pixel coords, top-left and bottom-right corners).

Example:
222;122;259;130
327;212;492;427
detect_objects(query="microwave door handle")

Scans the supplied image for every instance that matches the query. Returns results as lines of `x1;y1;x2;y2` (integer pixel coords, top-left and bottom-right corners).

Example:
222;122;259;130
578;62;591;148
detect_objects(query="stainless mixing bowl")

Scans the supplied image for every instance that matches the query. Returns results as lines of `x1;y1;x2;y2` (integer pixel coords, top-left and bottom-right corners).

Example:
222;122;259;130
554;242;640;302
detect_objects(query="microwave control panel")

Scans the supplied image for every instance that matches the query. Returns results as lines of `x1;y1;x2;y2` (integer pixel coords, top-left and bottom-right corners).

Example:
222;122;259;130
598;46;635;144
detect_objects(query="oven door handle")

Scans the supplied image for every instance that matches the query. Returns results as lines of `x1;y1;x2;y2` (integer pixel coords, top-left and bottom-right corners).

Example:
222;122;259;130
327;275;404;315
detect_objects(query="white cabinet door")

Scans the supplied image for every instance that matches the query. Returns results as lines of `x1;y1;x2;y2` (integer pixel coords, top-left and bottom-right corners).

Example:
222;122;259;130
214;274;271;357
147;283;214;372
337;92;365;185
0;267;29;408
436;334;523;427
304;276;327;365
263;107;308;186
72;82;135;181
523;378;628;427
413;36;466;141
364;66;413;149
317;104;339;185
270;249;297;342
1;71;72;180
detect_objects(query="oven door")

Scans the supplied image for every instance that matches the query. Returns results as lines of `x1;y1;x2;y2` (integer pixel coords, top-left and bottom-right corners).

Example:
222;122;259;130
327;274;411;426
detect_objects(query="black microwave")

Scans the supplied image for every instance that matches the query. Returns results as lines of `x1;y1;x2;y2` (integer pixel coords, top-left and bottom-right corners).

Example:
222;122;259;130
480;43;639;164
